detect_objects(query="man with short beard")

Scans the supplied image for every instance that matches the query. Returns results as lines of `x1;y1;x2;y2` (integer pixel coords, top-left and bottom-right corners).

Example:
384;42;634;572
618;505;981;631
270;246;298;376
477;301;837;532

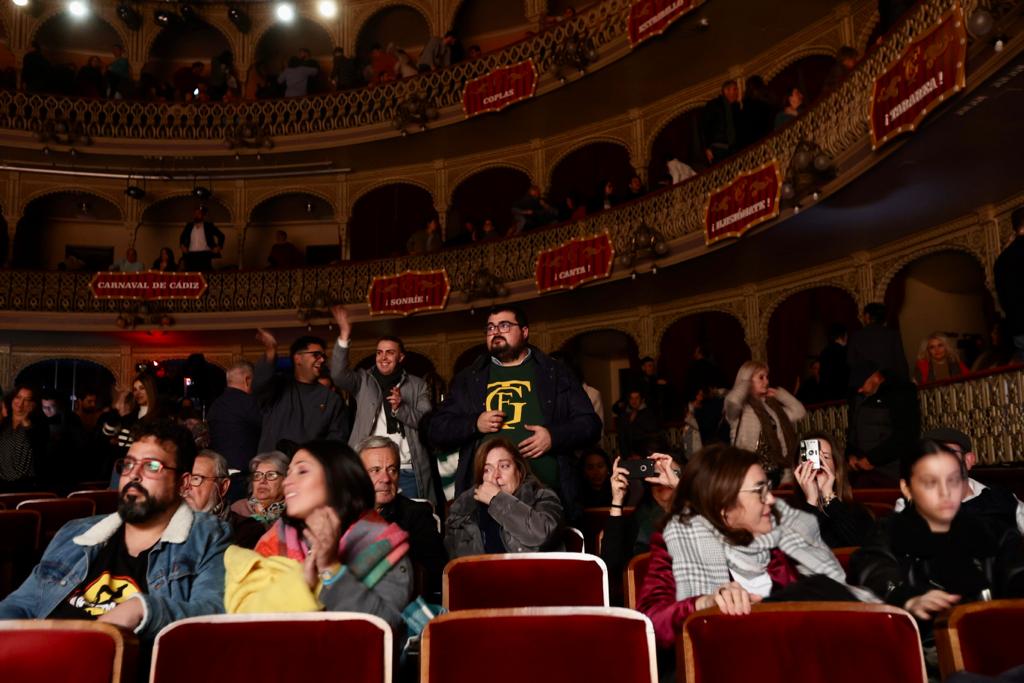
429;305;601;517
0;420;231;640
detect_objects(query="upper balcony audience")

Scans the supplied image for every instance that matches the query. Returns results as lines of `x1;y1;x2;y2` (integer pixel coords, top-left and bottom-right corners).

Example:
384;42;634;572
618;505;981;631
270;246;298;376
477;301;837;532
179;206;224;272
701;80;742;164
267;230;305;269
152;246;177;272
111;247;144;273
914;332;970;384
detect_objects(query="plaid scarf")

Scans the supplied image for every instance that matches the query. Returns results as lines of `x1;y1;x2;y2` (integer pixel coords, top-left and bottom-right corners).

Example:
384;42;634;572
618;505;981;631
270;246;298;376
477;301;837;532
662;499;846;601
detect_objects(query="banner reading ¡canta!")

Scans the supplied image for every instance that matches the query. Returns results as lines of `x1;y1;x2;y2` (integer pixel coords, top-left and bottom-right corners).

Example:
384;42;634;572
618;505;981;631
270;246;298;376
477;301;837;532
869;3;967;149
535;232;614;294
90;271;208;300
462;60;538;117
627;0;702;47
704;161;782;245
367;269;450;316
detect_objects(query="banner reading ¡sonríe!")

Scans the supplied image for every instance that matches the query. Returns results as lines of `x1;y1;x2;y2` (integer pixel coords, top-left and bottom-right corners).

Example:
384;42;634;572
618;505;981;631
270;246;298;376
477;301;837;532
535;232;614;294
627;0;702;47
367;269;450;316
90;271;207;300
462;60;537;118
704;161;782;245
869;3;967;149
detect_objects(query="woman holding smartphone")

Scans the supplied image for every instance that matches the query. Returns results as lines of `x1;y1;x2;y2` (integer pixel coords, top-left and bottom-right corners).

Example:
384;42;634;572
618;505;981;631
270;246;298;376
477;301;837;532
792;432;873;547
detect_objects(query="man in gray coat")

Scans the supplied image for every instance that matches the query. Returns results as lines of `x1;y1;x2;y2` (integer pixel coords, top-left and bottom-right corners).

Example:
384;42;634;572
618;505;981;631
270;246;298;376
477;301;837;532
330;305;439;510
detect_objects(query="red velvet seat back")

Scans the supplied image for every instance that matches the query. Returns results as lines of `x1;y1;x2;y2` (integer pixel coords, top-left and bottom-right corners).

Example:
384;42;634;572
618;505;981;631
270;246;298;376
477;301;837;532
68;490;120;515
151;613;390;683
0;510;41;599
624;552;651;610
0;492;56;509
423;608;656;683
681;603;926;683
443;553;609;610
852;489;901;506
16;498;96;545
832;546;858;573
862;501;896;519
0;620;137;683
938;600;1024;677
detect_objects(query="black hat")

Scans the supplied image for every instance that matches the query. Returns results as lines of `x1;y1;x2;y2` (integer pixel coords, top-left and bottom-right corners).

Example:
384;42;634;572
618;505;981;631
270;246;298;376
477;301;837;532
922;427;972;454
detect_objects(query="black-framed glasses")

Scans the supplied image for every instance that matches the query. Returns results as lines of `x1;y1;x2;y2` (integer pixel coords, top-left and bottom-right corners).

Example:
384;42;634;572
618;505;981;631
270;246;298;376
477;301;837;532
251;471;284;482
486;321;521;335
738;481;772;503
115;457;178;478
296;350;326;360
188;474;227;488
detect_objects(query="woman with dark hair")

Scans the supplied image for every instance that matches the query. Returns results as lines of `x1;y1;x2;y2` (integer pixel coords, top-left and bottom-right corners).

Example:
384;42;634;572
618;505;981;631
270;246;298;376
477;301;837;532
225;440;413;636
102;373;166;485
445;437;563;558
152;247;177;272
580;448;613;508
0;385;48;487
791;431;873;547
638;445;852;650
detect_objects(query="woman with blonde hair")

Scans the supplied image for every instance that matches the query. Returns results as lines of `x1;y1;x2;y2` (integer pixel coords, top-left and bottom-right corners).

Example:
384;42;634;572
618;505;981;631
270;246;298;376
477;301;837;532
725;361;805;485
914;332;969;384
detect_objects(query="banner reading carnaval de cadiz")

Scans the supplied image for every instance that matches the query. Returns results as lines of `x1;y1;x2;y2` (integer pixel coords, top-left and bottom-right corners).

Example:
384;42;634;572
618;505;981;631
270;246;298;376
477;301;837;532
90;271;208;301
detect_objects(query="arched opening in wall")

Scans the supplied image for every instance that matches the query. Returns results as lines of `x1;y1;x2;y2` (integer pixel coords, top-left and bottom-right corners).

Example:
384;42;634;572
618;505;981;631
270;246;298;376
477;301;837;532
883;251;995;378
453;344;487;377
659;311;751;415
15;358;117;407
13;192;122;270
766;287;860;404
254;17;334;95
146;18;232;98
138;196;234;271
248;193;337;268
648;108;704;187
355;5;431;65
447;167;532;243
32;12;121;95
558;329;640;426
348;184;436;261
452;0;529;55
0;20;16;90
144;355;227;409
765;54;837;110
548;141;635;214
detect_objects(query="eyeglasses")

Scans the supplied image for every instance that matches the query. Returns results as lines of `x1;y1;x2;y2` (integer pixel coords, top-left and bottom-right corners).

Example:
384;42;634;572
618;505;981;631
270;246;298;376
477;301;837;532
486;321;521;335
296;350;326;360
114;457;178;478
251;471;284;482
738;481;772;503
188;474;227;487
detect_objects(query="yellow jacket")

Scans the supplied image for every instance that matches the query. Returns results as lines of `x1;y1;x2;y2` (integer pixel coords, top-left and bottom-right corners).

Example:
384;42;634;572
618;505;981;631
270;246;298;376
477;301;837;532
224;545;321;614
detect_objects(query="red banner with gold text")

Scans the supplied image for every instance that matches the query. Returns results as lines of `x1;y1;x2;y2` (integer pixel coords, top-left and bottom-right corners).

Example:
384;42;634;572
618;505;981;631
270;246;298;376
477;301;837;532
627;0;701;47
869;4;966;149
462;60;538;118
90;271;207;300
368;269;450;316
704;161;782;245
535;233;614;293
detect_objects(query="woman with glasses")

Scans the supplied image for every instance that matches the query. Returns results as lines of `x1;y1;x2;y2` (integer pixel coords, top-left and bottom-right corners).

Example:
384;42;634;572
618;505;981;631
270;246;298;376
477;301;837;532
638;445;851;651
229;450;289;529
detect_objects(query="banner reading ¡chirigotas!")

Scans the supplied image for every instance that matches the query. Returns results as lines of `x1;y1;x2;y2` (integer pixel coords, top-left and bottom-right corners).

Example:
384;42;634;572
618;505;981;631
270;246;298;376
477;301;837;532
869;3;967;149
367;269;450;316
535;232;614;294
627;0;703;47
90;271;208;300
462;60;538;118
704;161;782;245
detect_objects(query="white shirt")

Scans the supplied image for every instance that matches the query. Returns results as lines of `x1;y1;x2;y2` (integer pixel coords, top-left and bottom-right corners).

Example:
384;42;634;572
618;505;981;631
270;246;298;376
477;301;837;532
372;403;413;469
189;223;211;253
894;477;1024;534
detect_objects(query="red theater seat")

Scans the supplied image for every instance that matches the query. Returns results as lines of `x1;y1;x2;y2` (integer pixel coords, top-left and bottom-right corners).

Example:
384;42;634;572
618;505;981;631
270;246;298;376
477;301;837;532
16;498;96;546
936;599;1024;679
0;510;41;599
563;526;586;553
832;546;858;573
0;620;138;683
862;501;896;519
151;613;392;683
624;551;651;610
680;602;926;683
422;607;657;683
853;489;902;506
68;489;120;515
443;553;609;610
0;492;56;509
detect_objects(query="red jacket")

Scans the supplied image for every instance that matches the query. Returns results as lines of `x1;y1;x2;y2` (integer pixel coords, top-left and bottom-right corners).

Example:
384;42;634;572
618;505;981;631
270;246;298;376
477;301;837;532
637;531;800;649
914;358;969;384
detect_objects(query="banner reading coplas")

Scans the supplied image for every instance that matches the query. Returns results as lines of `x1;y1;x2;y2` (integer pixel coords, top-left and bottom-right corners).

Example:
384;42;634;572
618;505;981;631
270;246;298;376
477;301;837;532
462;60;538;118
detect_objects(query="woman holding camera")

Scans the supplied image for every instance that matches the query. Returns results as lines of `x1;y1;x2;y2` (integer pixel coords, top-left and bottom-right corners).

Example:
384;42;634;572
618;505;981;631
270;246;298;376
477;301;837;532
791;432;873;547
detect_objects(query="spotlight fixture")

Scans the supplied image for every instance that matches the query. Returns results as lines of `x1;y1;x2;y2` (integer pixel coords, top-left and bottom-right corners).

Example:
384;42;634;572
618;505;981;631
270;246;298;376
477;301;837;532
180;3;197;21
154;8;180;27
275;2;295;22
317;0;337;18
227;5;251;33
13;0;30;7
67;0;89;18
125;184;146;200
305;201;314;214
78;201;90;215
192;185;212;200
116;1;141;30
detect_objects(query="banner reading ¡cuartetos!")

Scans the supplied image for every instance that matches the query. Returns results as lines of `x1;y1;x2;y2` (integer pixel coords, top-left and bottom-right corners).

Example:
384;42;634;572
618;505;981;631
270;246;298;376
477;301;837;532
90;271;208;300
535;232;614;294
627;0;702;47
368;269;450;316
704;160;782;245
462;60;538;118
869;3;967;149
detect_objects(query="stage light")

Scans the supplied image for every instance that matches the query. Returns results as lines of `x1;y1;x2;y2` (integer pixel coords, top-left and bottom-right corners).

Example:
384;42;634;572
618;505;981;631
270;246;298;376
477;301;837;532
180;3;197;21
275;2;295;22
68;0;89;18
125;185;146;200
317;0;336;18
116;2;142;31
154;9;179;27
192;186;212;200
227;5;251;33
13;0;30;7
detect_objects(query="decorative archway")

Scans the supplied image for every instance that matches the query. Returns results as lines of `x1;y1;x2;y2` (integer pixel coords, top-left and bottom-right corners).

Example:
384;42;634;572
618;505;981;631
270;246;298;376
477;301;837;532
451;0;529;53
30;10;127;81
447;166;533;240
14;357;118;404
354;4;432;59
547;140;635;209
254;16;335;93
14;191;123;270
137;195;234;270
647;105;704;186
145;17;234;85
348;183;436;261
658;310;751;405
558;328;641;423
246;192;337;269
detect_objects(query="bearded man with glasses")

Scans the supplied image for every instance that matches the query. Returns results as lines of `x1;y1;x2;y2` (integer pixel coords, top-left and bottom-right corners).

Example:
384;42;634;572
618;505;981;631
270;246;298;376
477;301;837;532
0;419;231;640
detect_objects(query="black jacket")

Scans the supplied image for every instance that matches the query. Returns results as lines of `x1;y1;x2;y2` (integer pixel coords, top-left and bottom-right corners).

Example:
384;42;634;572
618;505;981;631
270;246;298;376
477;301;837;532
700;95;741;152
795;498;874;548
179;221;225;252
846;379;919;467
846;323;909;387
427;346;601;517
995;236;1024;336
818;341;849;402
207;387;263;472
378;494;448;600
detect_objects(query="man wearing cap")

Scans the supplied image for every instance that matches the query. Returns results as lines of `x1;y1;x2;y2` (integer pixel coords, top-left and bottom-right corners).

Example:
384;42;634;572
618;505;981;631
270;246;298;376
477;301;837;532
895;427;1024;536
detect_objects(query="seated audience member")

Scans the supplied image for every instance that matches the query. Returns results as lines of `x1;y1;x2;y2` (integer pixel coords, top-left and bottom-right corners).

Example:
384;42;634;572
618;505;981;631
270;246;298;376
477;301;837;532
791;432;873;547
475;218;500;241
593;180;619;212
914;332;970;384
278;56;318;98
580;448;613;508
725;361;806;486
467;44;483;60
623;175;647;202
229;450;289;530
0;385;47;487
971;319;1014;371
849;440;1024;642
152;246;177;272
112;247;144;273
172;61;205;101
75;56;104;98
358;436;447;599
558;195;587;222
894;428;1024;536
392;46;418;79
773;87;804;129
418;32;456;72
185;449;265;548
445;438;563;558
846;365;920;486
510;185;557;235
224;440;413;641
0;420;231;638
406;217;442;255
267;230;304;268
638;445;853;650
